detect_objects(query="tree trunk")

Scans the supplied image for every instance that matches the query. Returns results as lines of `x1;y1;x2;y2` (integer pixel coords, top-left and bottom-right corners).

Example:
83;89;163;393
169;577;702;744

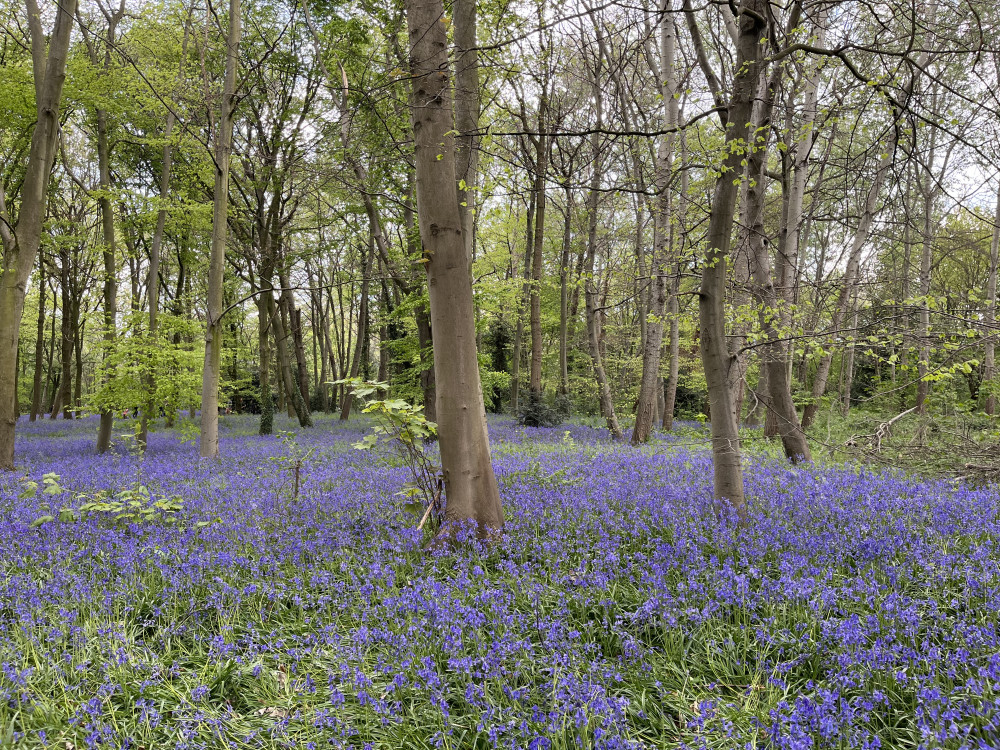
340;239;372;421
55;250;73;419
406;0;503;536
663;274;680;431
199;0;241;458
0;0;76;470
510;194;534;412
30;260;46;421
582;63;622;440
986;182;1000;415
529;102;549;401
415;304;436;422
801;146;894;430
632;6;676;445
94;106;117;449
698;0;767;517
280;269;310;410
453;0;479;261
915;170;937;413
140;38;184;446
842;299;859;415
258;284;274;434
558;188;572;397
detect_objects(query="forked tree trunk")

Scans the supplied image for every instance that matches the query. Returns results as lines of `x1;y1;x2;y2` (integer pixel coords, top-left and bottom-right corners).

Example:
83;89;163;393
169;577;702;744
698;0;767;518
406;0;503;536
199;0;241;458
0;0;77;471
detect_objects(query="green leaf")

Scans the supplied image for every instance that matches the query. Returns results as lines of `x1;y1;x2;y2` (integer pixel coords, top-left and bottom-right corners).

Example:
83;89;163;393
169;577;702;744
30;515;55;529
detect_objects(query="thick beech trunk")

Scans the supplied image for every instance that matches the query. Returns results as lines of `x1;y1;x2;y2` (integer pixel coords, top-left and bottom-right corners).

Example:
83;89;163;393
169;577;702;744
406;0;503;535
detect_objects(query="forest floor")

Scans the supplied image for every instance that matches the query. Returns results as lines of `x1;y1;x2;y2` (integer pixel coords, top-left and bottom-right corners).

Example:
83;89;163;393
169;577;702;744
1;414;998;749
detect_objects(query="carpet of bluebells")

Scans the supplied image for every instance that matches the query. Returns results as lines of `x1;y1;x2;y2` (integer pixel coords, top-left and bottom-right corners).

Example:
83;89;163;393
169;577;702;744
1;415;999;749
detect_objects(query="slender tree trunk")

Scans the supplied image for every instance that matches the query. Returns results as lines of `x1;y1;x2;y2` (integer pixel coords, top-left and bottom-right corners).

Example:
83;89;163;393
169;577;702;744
30;261;46;421
915;178;936;412
0;0;77;470
140;21;186;446
280;269;310;410
801;146;895;429
580;63;622;439
94;106;118;449
340;239;371;421
558;188;572;398
258;287;274;435
986;182;1000;415
663;274;680;431
842;297;859;415
698;0;767;517
406;0;504;536
56;251;73;419
199;0;241;458
633;6;676;444
529;114;549;401
266;282;311;427
510;195;534;412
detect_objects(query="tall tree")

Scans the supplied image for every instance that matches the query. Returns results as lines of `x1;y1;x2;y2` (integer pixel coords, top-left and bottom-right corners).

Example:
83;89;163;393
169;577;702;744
0;0;77;471
405;0;503;537
199;0;242;458
697;0;767;518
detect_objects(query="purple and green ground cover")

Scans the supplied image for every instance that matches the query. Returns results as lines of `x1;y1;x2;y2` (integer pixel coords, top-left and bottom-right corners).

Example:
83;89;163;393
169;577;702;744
1;415;999;749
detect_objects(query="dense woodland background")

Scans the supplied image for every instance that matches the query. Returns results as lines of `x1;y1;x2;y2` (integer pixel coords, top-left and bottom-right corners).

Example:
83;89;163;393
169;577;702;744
3;0;1000;484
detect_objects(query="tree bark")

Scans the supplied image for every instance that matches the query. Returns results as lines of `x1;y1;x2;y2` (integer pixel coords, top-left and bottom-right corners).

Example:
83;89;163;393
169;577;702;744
0;0;77;470
54;250;73;419
698;0;767;517
529;95;549;401
199;0;241;458
453;0;479;261
986;182;1000;416
632;5;676;445
582;59;622;440
340;239;372;420
94;105;118;450
510;194;534;412
30;259;46;421
406;0;503;536
558;188;572;397
258;285;274;435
